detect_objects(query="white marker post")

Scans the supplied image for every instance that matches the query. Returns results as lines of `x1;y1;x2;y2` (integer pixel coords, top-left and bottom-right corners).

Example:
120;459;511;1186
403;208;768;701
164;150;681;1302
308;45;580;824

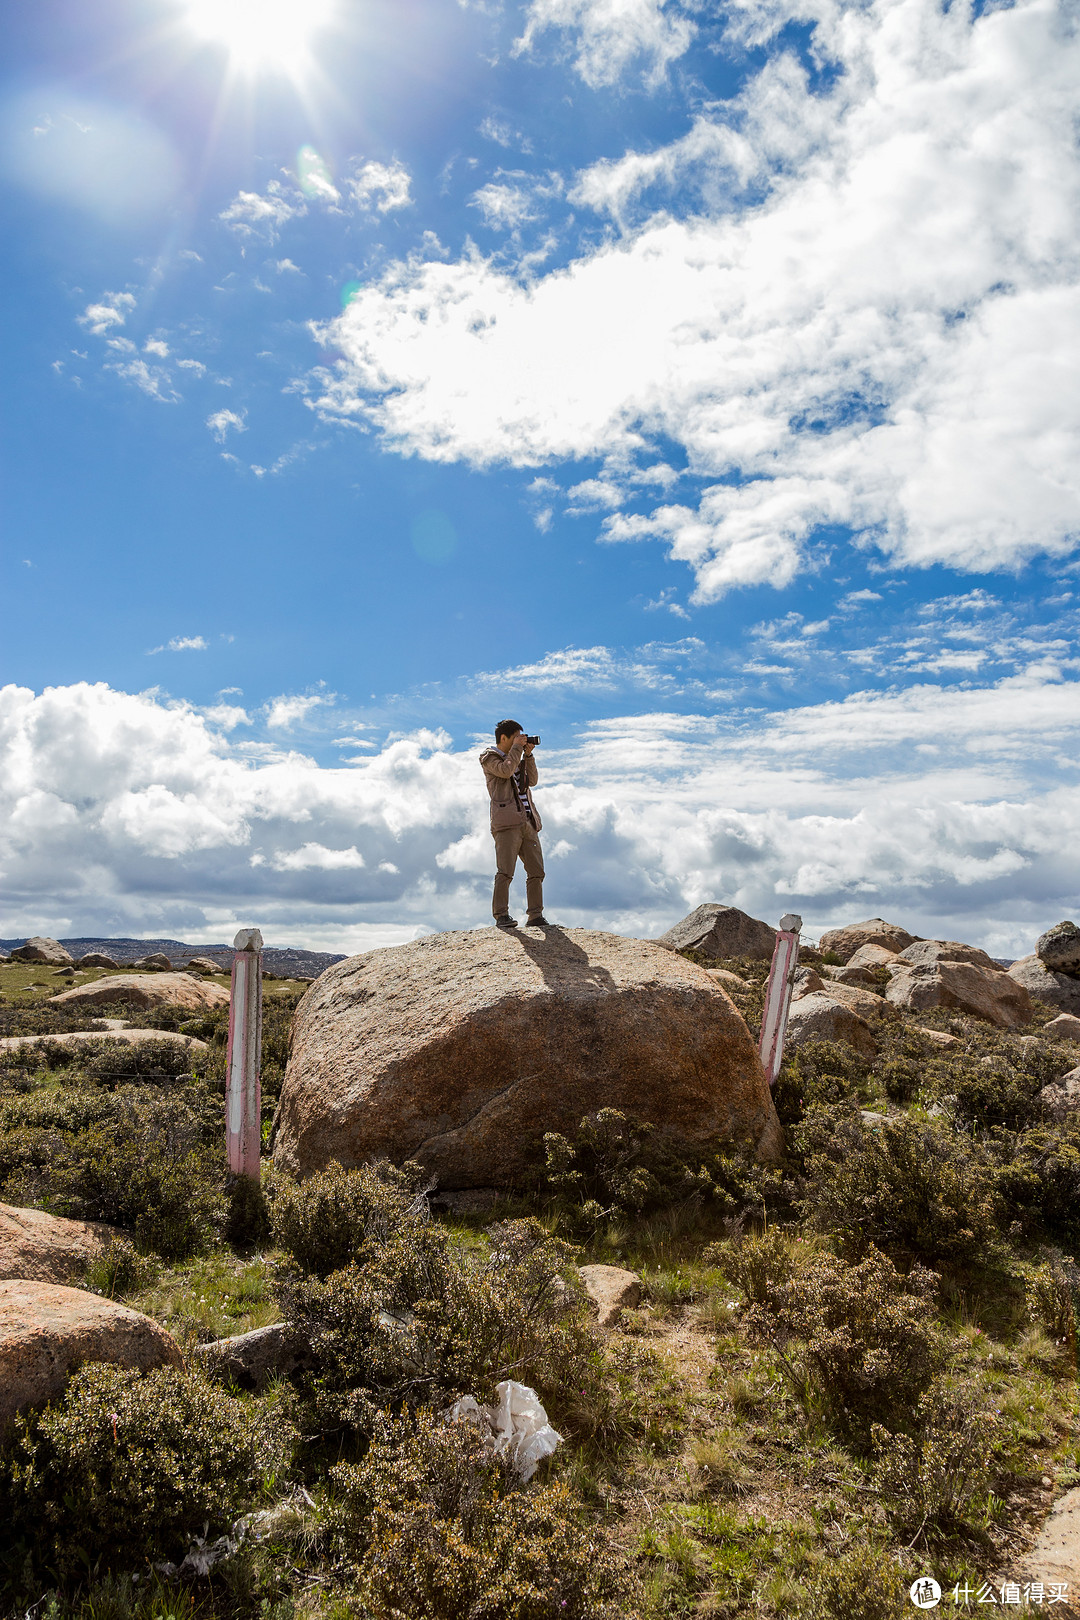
226;927;263;1180
758;913;802;1089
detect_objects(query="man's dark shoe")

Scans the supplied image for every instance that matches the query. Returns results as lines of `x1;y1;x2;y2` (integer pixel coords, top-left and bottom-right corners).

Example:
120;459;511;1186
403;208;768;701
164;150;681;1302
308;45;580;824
495;914;519;929
525;915;550;927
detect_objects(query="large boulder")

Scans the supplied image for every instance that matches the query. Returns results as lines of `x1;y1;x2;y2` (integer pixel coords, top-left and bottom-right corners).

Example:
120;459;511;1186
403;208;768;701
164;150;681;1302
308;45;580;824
10;937;73;967
133;953;172;971
49;972;229;1014
1037;922;1080;975
846;943;900;970
1045;1014;1080;1044
894;939;996;970
75;952;120;969
655;904;777;961
824;964;879;987
274;928;783;1188
1037;1067;1080;1124
821;980;889;1021
184;956;224;975
785;993;879;1057
0;1280;181;1432
792;966;826;998
887;960;1032;1029
817;919;917;962
1008;957;1080;1017
0;1204;121;1284
192;1322;301;1391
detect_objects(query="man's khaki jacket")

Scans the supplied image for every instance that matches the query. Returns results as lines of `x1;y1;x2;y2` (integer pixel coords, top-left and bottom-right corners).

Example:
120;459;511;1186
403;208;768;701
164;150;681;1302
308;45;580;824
479;739;542;833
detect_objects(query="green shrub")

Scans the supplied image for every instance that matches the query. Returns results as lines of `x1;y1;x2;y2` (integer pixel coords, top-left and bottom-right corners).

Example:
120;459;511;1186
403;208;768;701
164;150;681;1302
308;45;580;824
542;1108;659;1222
992;1122;1080;1247
0;1085;225;1258
281;1214;589;1430
81;1038;202;1086
260;989;304;1102
83;1235;157;1297
1026;1252;1080;1353
784;1041;873;1117
269;1158;431;1278
225;1171;271;1251
48;1119;222;1259
0;1002;108;1037
704;1226;801;1306
540;1108;793;1232
871;1385;997;1535
743;1245;942;1436
794;1543;905;1620
875;1025;938;1105
797;1106;1000;1266
0;1364;293;1579
327;1407;631;1619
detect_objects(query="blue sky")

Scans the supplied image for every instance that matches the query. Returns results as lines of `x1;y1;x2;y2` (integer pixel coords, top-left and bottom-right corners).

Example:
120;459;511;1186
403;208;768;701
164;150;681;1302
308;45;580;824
1;0;1078;957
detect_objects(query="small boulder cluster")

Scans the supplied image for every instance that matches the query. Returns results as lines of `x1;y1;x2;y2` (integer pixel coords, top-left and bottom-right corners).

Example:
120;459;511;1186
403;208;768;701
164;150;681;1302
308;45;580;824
784;915;1080;1069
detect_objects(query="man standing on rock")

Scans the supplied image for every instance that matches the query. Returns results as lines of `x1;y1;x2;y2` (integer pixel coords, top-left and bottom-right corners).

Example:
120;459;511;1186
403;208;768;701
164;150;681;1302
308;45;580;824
480;720;549;930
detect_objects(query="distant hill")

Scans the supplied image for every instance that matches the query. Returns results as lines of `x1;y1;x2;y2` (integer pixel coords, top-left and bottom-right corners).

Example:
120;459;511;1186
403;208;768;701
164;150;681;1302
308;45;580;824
0;936;346;979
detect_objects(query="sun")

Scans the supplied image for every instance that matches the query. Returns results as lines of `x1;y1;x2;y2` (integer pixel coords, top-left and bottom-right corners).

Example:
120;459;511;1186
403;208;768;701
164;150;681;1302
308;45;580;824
183;0;335;72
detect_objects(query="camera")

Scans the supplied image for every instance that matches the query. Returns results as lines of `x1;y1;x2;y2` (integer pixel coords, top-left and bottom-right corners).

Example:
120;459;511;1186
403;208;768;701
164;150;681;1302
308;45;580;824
525;735;541;746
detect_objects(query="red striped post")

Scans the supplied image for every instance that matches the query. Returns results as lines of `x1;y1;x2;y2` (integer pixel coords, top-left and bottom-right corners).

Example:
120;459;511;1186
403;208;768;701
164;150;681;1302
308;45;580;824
226;927;263;1179
758;913;802;1088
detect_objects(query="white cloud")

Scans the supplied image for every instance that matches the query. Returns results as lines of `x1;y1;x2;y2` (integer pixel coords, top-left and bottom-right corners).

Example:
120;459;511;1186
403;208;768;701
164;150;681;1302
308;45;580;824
513;0;694;89
176;358;206;375
77;292;135;336
219;182;305;240
570;115;750;221
275;258;304;274
271;842;366;871
106;358;180;404
479;117;532;152
312;0;1080;600
148;635;209;654
264;692;335;729
347;159;411;214
566;477;625;509
470;182;536;231
144;338;169;358
202;704;250;729
2;675;1077;956
206;408;246;442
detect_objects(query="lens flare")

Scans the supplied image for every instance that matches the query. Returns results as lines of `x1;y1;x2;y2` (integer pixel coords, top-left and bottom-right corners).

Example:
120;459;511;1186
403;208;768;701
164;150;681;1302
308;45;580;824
183;0;335;72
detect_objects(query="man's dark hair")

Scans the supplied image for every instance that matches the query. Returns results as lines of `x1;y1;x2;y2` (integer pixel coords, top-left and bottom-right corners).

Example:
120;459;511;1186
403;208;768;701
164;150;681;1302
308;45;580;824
495;719;522;745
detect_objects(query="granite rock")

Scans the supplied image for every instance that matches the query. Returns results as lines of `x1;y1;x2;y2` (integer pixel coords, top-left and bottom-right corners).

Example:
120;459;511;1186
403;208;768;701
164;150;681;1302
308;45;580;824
655;904;777;962
1037;922;1080;976
1008;957;1080;1017
0;1203;121;1284
887;960;1032;1029
817;919;917;962
274;927;784;1188
785;993;879;1057
0;1280;181;1432
10;937;73;967
578;1264;642;1330
49;972;229;1014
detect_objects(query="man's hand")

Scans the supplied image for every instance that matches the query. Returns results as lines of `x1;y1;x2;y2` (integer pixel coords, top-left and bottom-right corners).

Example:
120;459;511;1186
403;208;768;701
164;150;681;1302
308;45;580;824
522;738;535;755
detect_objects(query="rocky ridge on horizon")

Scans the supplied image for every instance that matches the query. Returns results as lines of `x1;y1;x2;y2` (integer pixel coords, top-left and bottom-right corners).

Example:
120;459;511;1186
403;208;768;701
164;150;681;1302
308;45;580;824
0;936;345;979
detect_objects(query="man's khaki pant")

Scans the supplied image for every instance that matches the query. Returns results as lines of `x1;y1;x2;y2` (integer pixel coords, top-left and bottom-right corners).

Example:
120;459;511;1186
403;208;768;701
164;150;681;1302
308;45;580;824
492;821;545;919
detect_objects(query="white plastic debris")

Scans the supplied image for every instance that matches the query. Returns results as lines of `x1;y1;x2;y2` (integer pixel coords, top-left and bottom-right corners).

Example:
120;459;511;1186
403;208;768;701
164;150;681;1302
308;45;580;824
449;1379;564;1481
